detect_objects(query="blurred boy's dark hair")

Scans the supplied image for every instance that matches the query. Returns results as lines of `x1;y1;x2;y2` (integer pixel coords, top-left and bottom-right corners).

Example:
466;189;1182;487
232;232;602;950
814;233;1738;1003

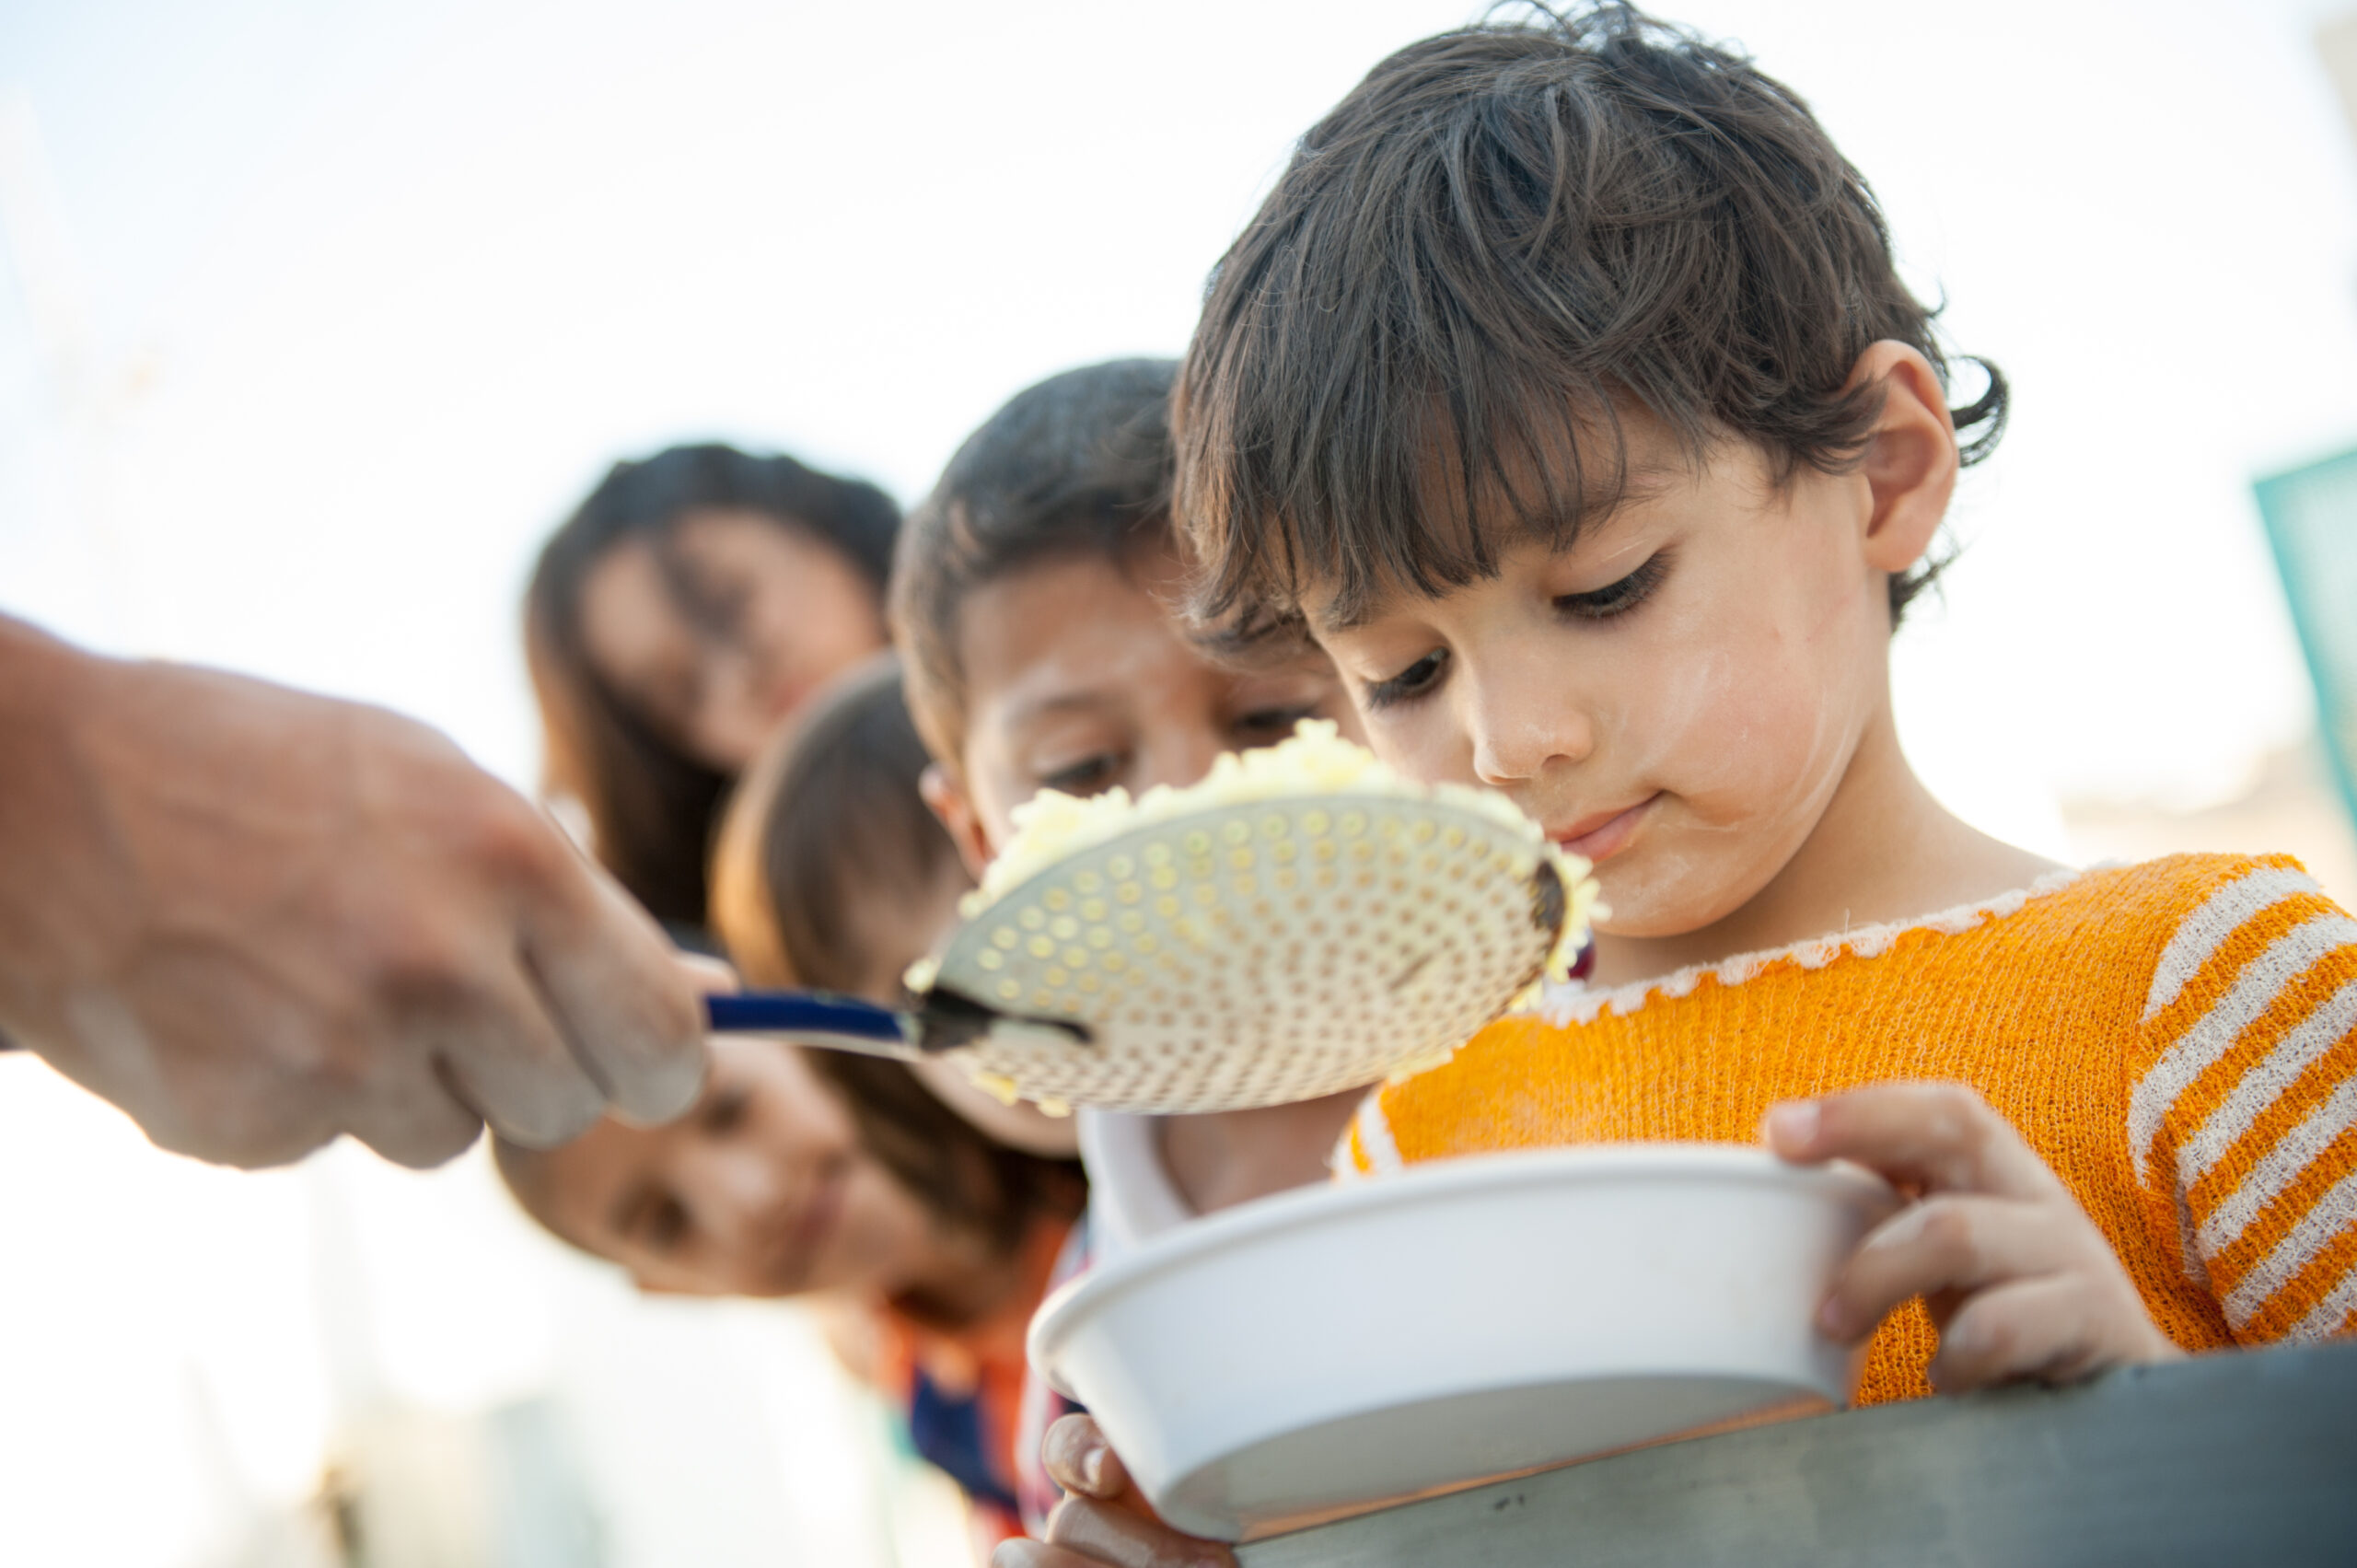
1175;1;2005;643
889;359;1177;766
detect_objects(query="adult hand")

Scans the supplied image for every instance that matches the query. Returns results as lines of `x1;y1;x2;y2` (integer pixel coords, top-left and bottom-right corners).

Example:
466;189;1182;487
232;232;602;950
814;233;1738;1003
993;1413;1234;1568
0;616;707;1168
1762;1081;2182;1391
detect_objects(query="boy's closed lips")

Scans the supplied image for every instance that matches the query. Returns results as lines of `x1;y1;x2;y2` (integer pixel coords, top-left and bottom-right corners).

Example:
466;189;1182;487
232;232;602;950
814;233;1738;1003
1550;795;1659;864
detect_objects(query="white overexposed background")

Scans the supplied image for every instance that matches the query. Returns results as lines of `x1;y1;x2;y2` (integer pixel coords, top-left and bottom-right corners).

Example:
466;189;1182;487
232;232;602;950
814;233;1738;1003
3;2;2355;1565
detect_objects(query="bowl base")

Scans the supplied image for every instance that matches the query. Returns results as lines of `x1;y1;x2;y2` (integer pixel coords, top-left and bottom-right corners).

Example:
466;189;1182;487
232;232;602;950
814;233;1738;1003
1162;1373;1831;1541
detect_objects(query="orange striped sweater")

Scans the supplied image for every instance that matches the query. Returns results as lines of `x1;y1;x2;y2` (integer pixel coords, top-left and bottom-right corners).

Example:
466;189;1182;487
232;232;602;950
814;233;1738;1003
1341;854;2357;1402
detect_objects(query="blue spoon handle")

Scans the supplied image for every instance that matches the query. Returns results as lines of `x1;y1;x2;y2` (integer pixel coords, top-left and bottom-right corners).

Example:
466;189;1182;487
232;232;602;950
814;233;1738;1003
703;991;914;1051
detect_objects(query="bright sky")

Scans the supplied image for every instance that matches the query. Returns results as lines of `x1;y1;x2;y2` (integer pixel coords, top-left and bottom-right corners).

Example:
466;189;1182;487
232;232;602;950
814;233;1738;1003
1;3;2355;1563
4;0;2355;827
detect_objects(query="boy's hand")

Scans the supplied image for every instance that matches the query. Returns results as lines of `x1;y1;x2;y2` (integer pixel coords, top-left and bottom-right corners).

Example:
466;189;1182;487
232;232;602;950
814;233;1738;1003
992;1414;1234;1568
1762;1083;2181;1392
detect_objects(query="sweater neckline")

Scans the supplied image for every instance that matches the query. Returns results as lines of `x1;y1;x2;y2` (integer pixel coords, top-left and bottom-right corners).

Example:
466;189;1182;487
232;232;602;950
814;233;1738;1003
1540;864;2101;1027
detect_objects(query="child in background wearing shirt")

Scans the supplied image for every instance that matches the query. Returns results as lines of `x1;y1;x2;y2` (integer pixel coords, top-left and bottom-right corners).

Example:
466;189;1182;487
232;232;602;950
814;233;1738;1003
1013;7;2357;1566
496;659;1083;1561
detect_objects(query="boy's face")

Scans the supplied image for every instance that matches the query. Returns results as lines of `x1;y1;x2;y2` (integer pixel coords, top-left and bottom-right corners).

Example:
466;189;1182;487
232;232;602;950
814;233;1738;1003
1304;420;1902;940
522;1035;943;1299
932;545;1363;859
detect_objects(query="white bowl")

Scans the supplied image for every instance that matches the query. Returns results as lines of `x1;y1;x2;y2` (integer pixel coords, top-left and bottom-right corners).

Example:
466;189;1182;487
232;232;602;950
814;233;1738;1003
1028;1144;1898;1540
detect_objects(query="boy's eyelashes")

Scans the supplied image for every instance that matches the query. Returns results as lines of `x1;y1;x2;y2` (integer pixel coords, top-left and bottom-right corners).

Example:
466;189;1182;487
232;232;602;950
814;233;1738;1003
1033;708;1325;794
1234;703;1322;737
1364;648;1449;712
1554;549;1670;621
1359;551;1671;713
1039;752;1123;796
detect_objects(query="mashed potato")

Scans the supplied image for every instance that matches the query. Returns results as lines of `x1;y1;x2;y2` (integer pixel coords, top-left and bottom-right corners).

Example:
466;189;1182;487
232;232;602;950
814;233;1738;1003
944;721;1602;994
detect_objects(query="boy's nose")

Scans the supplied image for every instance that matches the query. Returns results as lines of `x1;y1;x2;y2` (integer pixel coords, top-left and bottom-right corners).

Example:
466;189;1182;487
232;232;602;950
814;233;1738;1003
1136;727;1229;796
682;1142;793;1247
1467;672;1595;787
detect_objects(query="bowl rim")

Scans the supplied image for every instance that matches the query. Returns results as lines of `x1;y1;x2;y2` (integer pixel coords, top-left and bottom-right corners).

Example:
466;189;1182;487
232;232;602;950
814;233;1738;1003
1028;1142;1897;1376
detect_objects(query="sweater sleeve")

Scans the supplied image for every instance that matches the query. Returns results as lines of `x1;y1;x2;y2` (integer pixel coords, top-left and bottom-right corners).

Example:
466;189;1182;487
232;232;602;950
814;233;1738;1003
2127;856;2357;1343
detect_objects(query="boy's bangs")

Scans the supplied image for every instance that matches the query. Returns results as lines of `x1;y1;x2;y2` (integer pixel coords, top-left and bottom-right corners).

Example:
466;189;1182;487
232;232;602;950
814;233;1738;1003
1177;4;2007;641
1196;343;1652;633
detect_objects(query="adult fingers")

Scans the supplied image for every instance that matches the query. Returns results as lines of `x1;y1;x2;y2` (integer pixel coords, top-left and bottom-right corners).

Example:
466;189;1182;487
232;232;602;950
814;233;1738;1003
677;951;740;995
1817;1192;2081;1342
106;971;342;1168
337;1030;488;1169
435;964;610;1149
1761;1083;2059;1202
1041;1413;1128;1500
993;1541;1121;1568
521;853;707;1125
1928;1273;2179;1393
1044;1498;1236;1568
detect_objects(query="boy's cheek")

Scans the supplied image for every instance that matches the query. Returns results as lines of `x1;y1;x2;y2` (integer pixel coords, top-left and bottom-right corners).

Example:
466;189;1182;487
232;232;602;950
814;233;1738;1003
1342;697;1481;789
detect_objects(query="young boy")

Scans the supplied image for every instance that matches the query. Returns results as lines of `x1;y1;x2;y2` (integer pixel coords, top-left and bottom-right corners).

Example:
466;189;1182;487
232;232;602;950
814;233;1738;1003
891;357;1376;1241
1013;7;2356;1565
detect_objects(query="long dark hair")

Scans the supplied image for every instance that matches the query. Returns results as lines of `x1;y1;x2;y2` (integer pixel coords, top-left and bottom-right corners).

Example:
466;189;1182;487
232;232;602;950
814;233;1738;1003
525;443;900;927
712;656;1085;1266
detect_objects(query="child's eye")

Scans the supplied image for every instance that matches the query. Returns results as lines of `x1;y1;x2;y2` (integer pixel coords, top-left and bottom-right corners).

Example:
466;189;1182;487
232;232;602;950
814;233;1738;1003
1555;552;1669;621
1364;648;1449;711
1039;753;1123;796
679;565;756;642
702;1086;749;1135
642;1195;691;1255
1233;704;1319;743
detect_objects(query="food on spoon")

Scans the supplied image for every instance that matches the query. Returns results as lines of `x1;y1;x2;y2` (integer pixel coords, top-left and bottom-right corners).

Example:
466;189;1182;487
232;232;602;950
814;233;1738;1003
927;721;1602;1005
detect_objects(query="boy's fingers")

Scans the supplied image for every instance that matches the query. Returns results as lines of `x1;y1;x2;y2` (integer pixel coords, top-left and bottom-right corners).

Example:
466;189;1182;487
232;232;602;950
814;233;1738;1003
1045;1496;1236;1568
1928;1273;2177;1393
1817;1193;2081;1342
1041;1413;1126;1499
1763;1083;2057;1202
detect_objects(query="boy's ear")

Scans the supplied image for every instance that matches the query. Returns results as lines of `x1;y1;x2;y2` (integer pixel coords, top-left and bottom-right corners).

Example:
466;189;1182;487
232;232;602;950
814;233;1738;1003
1845;341;1958;578
919;761;995;883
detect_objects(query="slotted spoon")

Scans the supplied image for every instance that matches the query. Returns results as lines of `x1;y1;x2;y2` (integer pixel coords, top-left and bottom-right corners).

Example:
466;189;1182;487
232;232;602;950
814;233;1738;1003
705;788;1577;1115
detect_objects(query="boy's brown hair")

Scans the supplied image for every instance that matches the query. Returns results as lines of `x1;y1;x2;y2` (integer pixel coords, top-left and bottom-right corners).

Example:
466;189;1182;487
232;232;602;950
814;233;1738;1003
1175;2;2004;640
889;358;1178;768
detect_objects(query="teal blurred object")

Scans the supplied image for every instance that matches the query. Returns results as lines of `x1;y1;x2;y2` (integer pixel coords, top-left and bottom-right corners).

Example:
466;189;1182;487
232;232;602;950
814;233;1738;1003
2256;447;2357;833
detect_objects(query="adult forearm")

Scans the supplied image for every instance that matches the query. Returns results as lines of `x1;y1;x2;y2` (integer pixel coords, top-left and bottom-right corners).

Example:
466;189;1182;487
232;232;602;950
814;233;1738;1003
0;611;706;1167
0;615;111;1041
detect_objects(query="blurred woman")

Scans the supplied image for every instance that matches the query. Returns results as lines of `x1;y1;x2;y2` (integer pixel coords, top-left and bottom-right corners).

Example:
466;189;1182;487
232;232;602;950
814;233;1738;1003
524;443;899;930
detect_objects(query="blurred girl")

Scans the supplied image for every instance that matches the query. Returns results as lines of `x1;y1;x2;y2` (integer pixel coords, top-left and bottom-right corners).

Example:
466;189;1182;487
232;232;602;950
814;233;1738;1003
497;659;1083;1557
525;443;899;930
